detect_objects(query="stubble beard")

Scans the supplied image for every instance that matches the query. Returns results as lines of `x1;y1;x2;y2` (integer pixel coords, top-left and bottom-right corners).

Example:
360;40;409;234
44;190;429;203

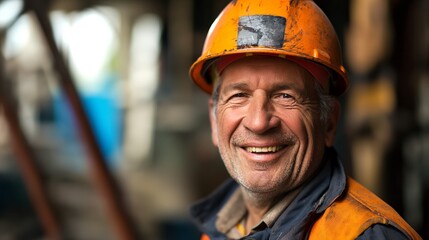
218;129;298;197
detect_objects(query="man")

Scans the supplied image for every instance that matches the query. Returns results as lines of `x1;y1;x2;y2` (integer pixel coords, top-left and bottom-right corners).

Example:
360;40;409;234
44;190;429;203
188;0;422;239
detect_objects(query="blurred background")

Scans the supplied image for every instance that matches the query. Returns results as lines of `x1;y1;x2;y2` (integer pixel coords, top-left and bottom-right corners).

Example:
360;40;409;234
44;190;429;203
0;0;427;239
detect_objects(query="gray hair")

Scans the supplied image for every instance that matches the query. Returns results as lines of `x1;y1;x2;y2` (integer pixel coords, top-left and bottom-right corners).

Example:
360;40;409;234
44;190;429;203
314;80;337;125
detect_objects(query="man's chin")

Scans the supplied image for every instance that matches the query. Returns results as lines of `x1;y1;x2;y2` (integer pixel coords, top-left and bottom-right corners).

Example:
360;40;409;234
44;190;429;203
241;182;282;195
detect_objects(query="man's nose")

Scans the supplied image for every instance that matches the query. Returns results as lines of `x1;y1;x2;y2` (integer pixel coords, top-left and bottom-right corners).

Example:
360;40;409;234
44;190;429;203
242;92;280;134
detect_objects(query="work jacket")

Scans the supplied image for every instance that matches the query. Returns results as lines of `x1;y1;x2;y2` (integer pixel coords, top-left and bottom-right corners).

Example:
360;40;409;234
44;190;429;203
190;148;422;240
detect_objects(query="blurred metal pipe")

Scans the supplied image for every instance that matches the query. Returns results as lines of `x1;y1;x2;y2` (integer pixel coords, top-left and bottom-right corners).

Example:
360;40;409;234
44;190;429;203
0;57;61;239
23;0;138;239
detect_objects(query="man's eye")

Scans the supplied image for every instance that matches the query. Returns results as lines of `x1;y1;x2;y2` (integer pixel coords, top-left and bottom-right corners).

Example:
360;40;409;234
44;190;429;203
273;93;296;104
275;93;294;99
226;92;248;103
279;93;292;98
231;93;247;98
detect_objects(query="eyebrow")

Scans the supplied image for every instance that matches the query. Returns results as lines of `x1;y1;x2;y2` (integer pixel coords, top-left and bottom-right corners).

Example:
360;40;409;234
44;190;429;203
221;82;250;93
270;83;298;92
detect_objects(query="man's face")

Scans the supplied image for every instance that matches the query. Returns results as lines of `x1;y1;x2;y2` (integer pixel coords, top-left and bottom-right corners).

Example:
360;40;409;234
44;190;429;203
209;56;338;195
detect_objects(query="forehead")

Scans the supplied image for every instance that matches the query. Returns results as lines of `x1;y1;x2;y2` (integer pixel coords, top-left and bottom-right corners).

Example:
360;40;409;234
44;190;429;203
219;56;314;90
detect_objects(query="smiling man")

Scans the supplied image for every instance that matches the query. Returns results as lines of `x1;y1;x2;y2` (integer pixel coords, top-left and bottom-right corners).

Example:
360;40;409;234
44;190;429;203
188;0;421;239
211;56;331;199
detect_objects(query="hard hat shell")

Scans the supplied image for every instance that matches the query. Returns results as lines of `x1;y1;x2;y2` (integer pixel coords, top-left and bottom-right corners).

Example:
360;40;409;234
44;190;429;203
189;0;348;96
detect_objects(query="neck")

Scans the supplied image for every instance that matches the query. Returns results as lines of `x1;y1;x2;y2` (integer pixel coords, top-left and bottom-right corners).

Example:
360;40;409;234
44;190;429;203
240;188;281;230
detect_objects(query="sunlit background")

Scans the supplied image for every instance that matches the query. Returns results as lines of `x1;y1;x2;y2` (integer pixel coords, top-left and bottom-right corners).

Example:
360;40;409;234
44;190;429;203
0;0;427;239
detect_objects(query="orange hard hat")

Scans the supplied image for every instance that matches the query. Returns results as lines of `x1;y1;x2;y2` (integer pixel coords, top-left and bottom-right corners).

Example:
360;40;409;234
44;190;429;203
189;0;348;96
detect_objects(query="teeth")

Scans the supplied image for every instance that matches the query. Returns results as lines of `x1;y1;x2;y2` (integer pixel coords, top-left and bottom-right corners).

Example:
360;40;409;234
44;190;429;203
245;146;283;153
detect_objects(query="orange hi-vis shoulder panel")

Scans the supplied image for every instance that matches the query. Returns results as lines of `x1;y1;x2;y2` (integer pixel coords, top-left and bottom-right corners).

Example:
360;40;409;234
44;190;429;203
308;177;422;240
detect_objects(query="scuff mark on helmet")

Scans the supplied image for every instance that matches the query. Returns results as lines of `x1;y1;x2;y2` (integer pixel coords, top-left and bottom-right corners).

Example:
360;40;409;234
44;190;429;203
284;29;304;52
283;2;302;48
290;0;299;7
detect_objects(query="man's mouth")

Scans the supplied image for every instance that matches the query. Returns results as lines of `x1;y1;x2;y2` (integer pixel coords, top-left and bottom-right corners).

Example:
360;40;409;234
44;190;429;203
245;146;285;153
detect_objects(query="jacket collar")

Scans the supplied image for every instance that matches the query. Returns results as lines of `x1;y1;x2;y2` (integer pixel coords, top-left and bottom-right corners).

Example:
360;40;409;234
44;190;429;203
271;147;346;239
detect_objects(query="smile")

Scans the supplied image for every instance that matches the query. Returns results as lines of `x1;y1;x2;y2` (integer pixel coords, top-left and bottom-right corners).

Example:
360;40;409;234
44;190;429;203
245;146;285;153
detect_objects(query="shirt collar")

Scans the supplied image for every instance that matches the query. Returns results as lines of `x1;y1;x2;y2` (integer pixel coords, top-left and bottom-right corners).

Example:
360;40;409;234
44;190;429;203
215;189;246;236
215;185;302;238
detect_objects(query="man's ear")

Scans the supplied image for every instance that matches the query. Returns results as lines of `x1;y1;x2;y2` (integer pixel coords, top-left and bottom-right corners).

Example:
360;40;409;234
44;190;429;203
324;99;340;147
208;99;219;147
